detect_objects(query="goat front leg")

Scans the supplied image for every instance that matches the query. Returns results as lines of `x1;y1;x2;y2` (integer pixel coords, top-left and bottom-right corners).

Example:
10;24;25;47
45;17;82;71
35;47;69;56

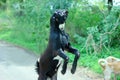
65;45;80;74
71;51;79;74
57;49;69;74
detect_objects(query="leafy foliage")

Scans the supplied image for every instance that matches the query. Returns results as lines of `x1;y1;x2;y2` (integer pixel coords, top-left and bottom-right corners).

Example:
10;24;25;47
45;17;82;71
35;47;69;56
85;6;120;54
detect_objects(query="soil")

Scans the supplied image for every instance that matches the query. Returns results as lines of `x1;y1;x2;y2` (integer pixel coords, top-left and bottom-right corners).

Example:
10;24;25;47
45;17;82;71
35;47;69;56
0;41;104;80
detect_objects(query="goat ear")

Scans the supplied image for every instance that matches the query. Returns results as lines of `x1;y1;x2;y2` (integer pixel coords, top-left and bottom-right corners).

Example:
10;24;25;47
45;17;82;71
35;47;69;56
52;12;58;21
53;11;57;17
65;10;68;15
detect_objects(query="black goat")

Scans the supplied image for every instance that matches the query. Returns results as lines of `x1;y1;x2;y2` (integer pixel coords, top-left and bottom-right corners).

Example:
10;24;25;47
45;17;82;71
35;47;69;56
36;10;80;80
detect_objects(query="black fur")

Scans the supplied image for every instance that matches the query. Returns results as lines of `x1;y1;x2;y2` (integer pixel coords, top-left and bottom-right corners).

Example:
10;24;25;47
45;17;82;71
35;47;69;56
35;60;39;75
36;10;80;80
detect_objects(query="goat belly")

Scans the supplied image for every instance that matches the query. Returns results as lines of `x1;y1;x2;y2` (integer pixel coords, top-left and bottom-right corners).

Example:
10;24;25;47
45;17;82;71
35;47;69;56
46;57;62;78
53;55;62;67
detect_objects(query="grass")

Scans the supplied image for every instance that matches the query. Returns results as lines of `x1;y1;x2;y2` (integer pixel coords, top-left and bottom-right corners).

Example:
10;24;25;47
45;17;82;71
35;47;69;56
67;44;120;74
0;28;39;54
0;11;39;54
67;51;103;74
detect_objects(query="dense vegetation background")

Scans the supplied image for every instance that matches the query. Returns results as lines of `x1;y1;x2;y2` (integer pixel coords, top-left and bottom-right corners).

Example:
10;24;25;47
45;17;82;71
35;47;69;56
0;0;120;74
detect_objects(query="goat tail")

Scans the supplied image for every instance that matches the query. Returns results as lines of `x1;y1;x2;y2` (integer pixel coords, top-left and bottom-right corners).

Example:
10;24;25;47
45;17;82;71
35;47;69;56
35;59;40;75
98;59;107;69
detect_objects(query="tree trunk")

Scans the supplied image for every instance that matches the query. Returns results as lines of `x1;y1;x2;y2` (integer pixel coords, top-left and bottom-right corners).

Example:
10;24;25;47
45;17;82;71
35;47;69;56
108;0;113;12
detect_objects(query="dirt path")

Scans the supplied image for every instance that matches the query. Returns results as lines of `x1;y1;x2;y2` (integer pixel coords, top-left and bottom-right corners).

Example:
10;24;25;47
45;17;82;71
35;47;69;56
0;41;103;80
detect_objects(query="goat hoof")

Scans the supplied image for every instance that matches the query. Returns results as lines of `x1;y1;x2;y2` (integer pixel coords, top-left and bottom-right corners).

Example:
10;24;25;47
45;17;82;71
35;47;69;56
71;68;76;74
61;70;66;75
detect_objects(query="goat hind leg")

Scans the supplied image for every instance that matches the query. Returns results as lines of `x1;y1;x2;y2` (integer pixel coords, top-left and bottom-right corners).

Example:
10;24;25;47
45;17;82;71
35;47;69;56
51;73;57;80
38;73;47;80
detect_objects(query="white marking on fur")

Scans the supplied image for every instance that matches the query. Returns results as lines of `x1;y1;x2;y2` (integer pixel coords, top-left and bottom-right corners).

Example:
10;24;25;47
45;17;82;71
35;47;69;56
37;58;39;62
53;56;62;67
59;23;65;31
98;56;120;80
98;59;107;67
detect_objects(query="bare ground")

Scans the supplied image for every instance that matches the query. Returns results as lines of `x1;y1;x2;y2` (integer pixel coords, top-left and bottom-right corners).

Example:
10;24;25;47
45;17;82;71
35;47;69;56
0;41;104;80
